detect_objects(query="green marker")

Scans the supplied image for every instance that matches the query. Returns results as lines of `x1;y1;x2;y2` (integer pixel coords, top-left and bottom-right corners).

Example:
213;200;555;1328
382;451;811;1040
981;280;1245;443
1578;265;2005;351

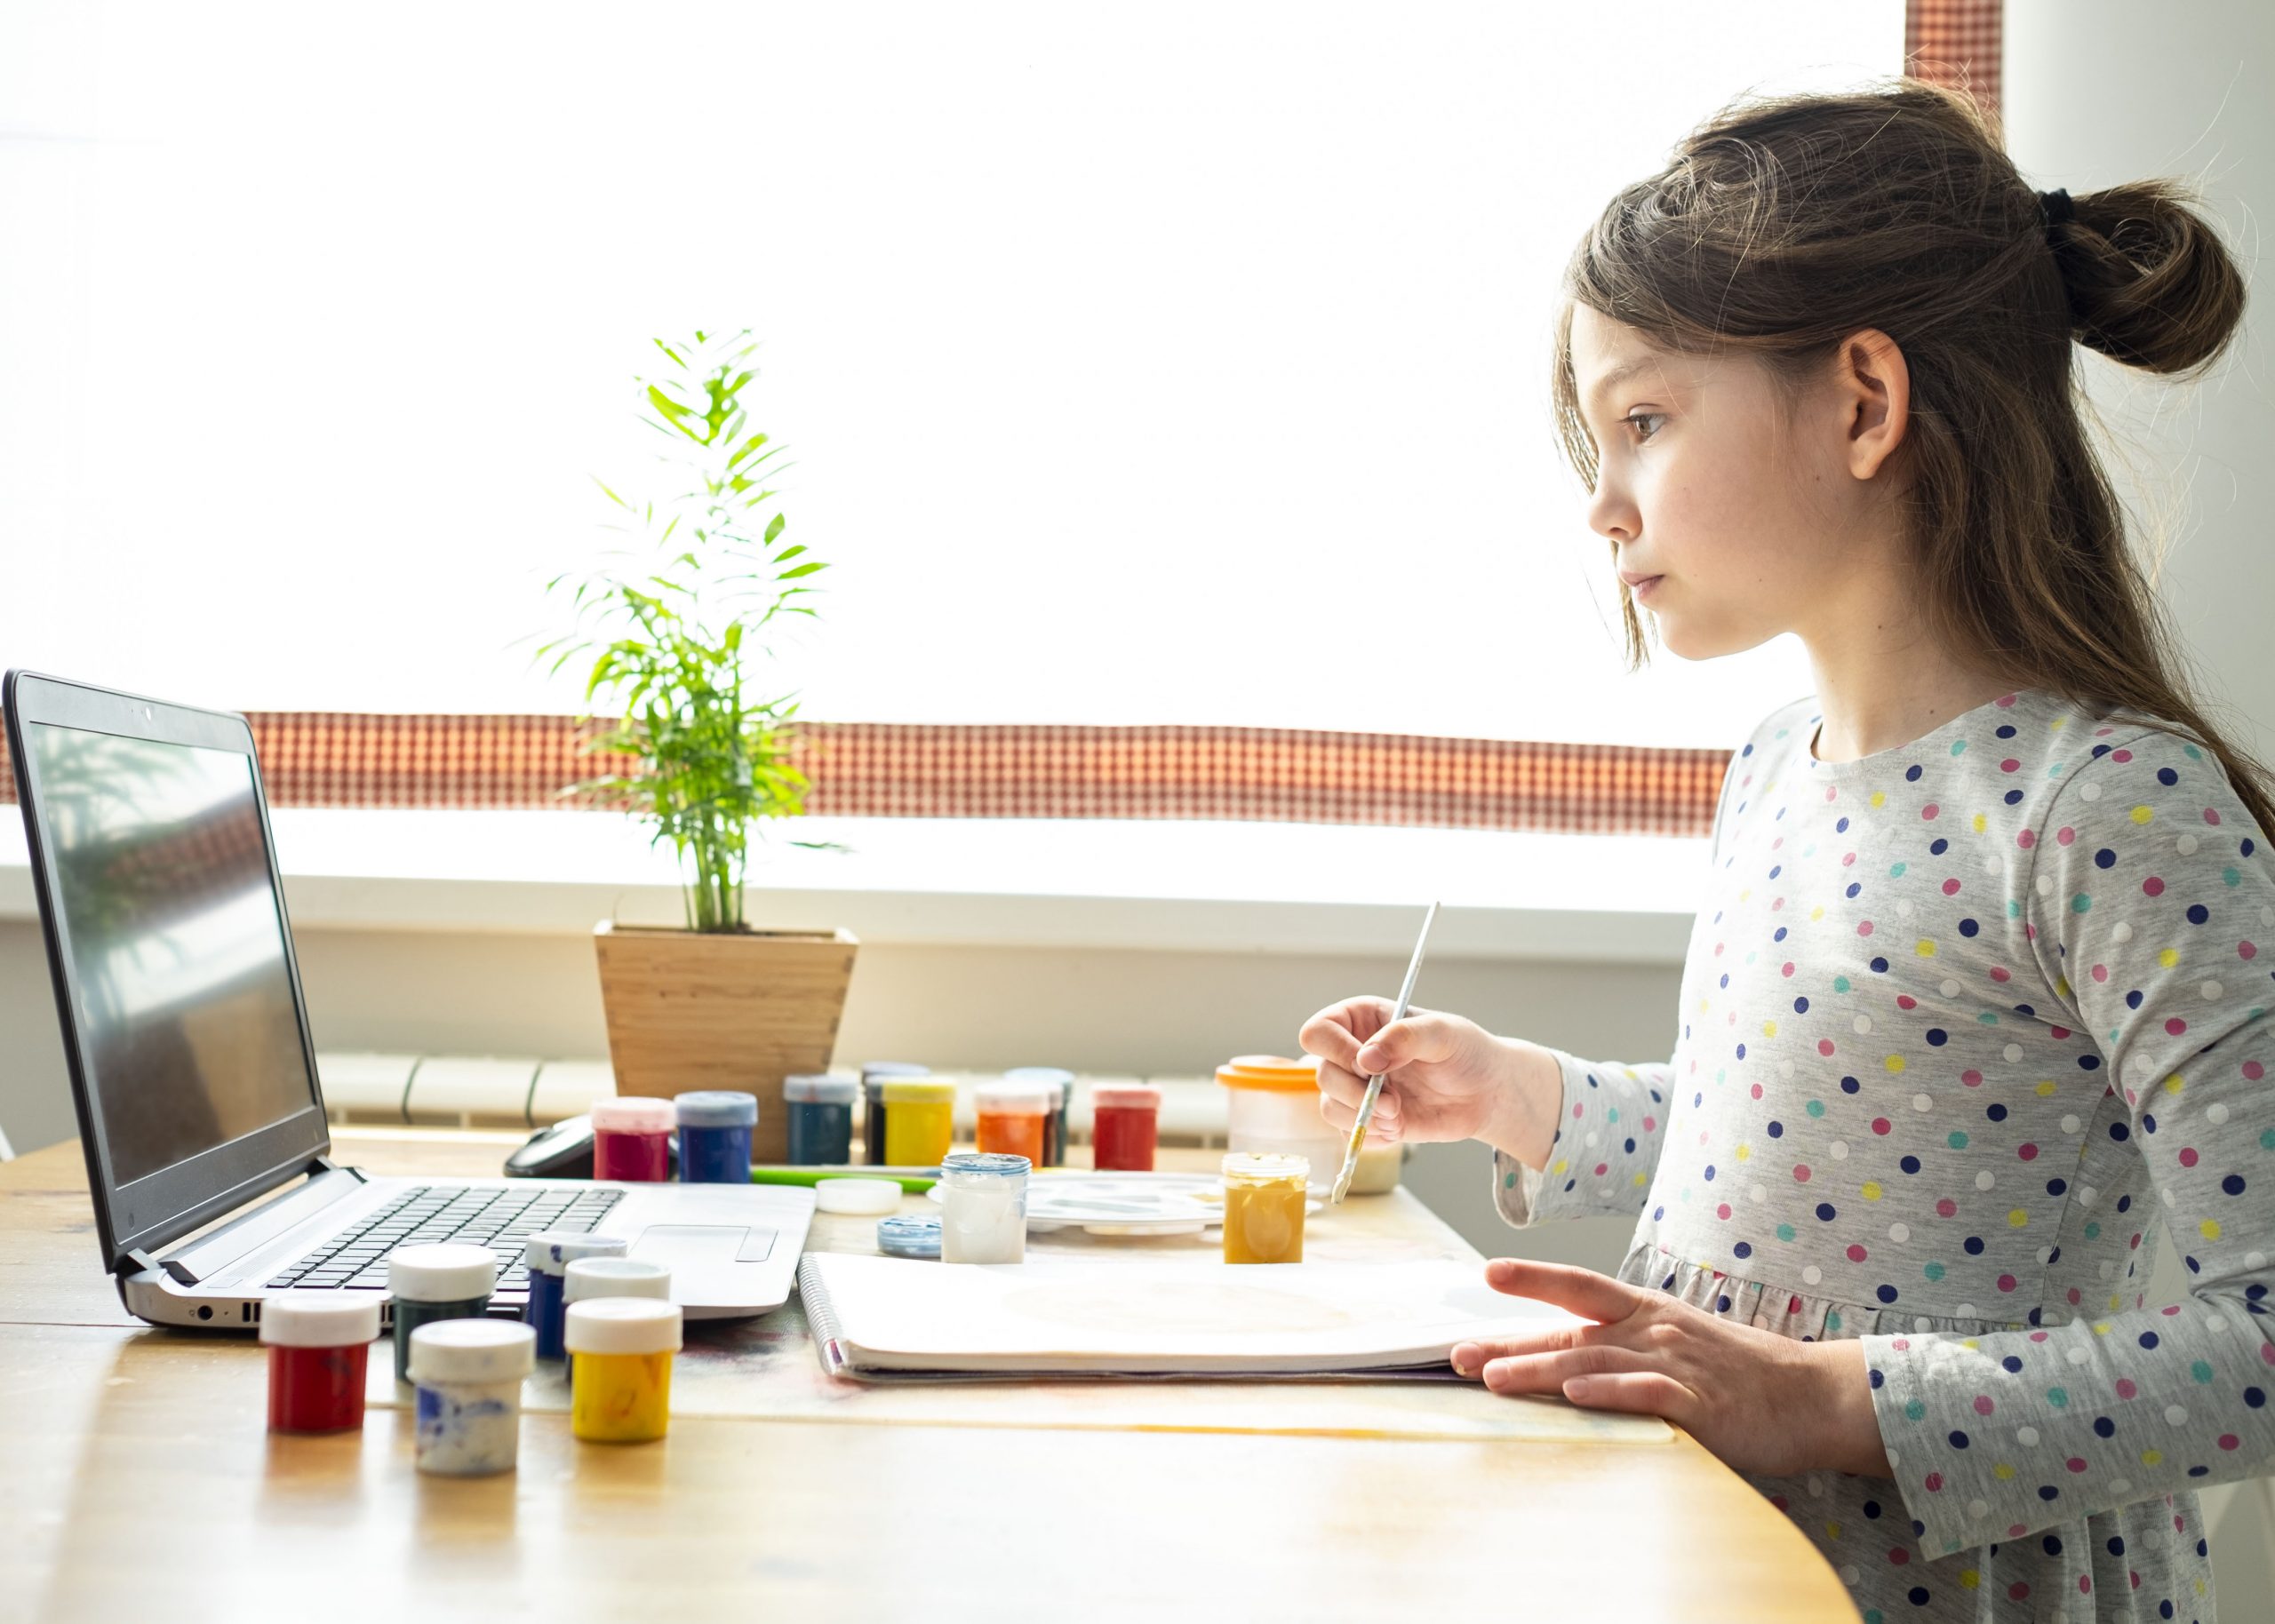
748;1165;939;1194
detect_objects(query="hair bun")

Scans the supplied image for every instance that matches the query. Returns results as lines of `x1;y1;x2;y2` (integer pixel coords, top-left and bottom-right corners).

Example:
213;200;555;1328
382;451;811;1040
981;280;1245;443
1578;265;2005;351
2053;181;2247;377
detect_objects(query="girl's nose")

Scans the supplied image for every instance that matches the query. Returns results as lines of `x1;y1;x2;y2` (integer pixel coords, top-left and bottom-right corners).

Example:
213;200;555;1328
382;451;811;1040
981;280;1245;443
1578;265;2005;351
1586;479;1640;545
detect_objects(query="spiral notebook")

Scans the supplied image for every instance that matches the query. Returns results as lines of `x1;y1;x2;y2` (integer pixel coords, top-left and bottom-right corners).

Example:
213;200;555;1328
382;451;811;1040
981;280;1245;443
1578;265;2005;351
797;1254;1585;1381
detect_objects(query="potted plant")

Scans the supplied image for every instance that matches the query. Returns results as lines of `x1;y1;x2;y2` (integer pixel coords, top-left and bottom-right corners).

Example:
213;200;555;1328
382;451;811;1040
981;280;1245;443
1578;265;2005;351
540;330;854;1161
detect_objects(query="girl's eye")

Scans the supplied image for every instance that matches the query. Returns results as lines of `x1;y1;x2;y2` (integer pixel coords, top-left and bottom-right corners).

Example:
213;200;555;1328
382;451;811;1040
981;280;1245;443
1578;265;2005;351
1624;411;1666;442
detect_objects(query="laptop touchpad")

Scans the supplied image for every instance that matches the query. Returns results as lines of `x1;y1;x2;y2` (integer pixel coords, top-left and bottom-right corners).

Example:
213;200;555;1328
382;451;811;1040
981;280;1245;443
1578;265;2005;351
628;1224;775;1266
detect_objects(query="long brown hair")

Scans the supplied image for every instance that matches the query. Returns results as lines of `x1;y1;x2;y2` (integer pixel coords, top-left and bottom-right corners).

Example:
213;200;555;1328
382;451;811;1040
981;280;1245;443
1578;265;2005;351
1550;79;2274;839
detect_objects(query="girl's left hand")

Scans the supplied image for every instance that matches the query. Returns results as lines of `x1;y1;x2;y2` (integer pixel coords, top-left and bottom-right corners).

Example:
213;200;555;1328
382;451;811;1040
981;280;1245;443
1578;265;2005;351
1452;1257;1890;1481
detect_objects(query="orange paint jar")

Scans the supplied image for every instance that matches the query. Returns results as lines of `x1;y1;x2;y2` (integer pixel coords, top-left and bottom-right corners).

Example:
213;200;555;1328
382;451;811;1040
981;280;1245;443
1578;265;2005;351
974;1077;1053;1165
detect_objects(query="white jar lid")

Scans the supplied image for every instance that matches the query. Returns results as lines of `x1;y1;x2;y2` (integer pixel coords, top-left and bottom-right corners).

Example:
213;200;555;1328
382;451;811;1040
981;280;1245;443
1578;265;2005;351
387;1243;499;1302
563;1256;673;1302
785;1072;859;1104
406;1318;536;1384
814;1177;904;1215
563;1296;683;1356
591;1096;675;1134
973;1078;1055;1112
523;1230;629;1275
259;1293;381;1348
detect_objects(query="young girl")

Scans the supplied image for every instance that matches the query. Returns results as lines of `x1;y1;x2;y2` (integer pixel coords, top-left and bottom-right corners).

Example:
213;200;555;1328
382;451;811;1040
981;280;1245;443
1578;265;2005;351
1307;83;2271;1621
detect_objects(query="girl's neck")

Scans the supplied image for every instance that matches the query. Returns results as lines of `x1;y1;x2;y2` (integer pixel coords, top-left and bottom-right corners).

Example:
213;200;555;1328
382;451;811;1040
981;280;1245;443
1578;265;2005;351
1803;636;2011;766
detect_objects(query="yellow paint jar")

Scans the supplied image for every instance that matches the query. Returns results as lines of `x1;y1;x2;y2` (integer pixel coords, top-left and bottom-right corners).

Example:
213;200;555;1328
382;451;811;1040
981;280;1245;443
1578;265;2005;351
1222;1152;1309;1264
565;1297;682;1444
882;1078;956;1167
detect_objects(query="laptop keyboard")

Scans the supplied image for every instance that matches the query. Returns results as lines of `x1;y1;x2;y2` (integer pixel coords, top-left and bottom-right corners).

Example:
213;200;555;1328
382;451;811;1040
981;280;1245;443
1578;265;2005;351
265;1184;625;1293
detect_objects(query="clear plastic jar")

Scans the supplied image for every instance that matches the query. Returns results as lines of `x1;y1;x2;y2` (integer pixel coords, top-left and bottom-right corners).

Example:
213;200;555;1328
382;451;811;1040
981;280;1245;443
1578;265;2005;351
262;1294;380;1433
674;1090;756;1183
973;1078;1053;1165
785;1073;858;1165
1222;1152;1309;1264
592;1096;676;1182
523;1231;628;1361
882;1078;956;1168
939;1151;1030;1264
1217;1055;1341;1183
1005;1067;1074;1166
387;1242;498;1384
1090;1082;1161;1172
566;1298;682;1444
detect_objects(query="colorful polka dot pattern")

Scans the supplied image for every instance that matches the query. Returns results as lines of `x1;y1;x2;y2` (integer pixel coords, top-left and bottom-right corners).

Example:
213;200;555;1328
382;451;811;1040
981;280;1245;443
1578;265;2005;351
1494;690;2271;1621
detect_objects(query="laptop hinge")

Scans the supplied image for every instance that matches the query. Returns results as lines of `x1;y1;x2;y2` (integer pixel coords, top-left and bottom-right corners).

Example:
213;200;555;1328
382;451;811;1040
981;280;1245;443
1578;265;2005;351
124;1247;198;1286
313;1157;364;1182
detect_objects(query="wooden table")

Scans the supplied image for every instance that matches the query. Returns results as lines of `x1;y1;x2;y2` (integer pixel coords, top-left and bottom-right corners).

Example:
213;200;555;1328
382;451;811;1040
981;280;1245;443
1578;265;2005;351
0;1132;1859;1621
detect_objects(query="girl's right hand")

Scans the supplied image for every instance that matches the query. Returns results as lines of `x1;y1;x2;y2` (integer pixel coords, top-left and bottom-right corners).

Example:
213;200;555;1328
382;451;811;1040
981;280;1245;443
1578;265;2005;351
1300;999;1550;1158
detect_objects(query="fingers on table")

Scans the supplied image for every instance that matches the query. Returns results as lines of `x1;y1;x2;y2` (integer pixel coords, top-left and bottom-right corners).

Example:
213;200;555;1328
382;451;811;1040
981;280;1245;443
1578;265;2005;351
1481;1257;1648;1322
1471;1342;1659;1396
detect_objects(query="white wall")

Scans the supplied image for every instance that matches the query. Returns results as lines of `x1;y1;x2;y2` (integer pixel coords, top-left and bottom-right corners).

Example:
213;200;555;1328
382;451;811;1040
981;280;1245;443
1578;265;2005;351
2006;0;2275;768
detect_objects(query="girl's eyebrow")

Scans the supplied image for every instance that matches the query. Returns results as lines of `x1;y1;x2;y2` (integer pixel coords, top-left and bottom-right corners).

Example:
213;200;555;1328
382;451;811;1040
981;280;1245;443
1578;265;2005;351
1583;354;1668;417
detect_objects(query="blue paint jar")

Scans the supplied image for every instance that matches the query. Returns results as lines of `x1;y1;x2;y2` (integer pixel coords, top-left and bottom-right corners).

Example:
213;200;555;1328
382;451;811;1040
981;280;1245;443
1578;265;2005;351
785;1073;858;1165
523;1230;629;1360
675;1091;758;1183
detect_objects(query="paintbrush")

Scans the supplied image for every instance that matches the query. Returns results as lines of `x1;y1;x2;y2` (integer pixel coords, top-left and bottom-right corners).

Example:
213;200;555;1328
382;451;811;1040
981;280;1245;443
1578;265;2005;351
1329;900;1441;1205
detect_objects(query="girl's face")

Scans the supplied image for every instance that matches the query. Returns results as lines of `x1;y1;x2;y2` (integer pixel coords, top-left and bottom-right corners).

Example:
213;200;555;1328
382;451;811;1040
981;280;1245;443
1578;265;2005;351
1566;304;1890;662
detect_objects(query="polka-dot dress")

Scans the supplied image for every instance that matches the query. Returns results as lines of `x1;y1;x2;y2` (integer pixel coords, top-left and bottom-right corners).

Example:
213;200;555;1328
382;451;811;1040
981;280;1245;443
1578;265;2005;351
1494;689;2273;1622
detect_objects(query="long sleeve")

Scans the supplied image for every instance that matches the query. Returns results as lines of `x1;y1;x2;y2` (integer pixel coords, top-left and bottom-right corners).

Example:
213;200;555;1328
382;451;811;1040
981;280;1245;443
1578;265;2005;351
1492;1050;1676;1226
1862;727;2275;1554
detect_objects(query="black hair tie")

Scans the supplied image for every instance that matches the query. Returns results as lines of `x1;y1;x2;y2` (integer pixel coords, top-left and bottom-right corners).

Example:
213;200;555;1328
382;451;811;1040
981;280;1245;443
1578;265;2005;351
2040;187;2076;231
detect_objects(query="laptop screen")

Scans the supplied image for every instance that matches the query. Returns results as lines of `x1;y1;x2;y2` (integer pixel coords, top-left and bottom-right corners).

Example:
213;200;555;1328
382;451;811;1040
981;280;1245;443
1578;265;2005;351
26;721;319;1188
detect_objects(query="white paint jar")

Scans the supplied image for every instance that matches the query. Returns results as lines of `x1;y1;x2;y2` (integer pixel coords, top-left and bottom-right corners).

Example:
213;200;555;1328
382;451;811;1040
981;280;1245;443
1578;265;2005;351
407;1318;536;1477
938;1152;1029;1264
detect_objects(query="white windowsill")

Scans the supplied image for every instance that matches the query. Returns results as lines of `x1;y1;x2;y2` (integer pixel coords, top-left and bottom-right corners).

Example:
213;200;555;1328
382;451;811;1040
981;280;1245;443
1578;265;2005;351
0;810;1704;965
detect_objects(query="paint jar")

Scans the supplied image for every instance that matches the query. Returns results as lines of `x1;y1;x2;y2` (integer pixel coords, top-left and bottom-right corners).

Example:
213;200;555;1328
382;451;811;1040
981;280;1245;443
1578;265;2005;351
1218;1055;1340;1184
566;1298;683;1444
1090;1082;1162;1172
261;1294;380;1434
675;1090;757;1183
387;1242;498;1384
523;1231;629;1361
1222;1152;1309;1264
592;1096;676;1182
563;1256;673;1306
939;1151;1030;1264
1349;1142;1406;1196
882;1078;956;1168
861;1062;931;1166
1008;1067;1074;1166
973;1077;1053;1165
877;1214;943;1259
784;1073;858;1165
407;1318;536;1477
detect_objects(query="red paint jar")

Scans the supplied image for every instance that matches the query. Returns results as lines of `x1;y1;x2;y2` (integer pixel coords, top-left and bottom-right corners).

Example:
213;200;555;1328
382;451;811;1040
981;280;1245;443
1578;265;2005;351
592;1097;675;1182
261;1294;381;1433
1090;1083;1162;1172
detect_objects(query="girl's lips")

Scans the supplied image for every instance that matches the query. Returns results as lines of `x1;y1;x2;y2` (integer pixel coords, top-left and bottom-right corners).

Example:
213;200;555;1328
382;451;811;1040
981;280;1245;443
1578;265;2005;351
1627;573;1664;602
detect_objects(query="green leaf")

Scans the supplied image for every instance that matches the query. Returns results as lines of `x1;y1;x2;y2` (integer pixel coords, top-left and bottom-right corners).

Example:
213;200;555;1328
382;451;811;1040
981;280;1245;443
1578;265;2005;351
763;513;786;545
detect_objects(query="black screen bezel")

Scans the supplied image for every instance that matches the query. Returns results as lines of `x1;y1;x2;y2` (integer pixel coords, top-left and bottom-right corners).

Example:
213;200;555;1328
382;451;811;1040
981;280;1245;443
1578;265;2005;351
4;670;331;1273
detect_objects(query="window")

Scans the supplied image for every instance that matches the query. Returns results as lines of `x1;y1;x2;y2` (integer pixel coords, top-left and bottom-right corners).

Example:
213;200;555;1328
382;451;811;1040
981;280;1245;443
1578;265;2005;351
3;3;1897;749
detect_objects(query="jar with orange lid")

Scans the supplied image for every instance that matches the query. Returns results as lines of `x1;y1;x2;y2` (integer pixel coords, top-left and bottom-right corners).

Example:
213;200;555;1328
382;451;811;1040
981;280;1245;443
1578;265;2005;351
1216;1055;1341;1183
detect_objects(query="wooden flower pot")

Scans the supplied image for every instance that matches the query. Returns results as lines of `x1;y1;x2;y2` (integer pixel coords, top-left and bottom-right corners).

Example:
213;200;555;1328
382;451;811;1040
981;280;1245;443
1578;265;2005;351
593;921;859;1164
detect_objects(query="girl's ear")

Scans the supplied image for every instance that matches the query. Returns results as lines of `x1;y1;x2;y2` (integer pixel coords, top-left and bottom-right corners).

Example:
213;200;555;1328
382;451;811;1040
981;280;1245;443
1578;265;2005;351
1831;329;1911;482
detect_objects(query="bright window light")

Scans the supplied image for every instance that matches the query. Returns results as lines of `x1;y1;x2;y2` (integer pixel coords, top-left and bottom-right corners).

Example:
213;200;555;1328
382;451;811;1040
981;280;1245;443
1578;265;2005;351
2;2;1896;747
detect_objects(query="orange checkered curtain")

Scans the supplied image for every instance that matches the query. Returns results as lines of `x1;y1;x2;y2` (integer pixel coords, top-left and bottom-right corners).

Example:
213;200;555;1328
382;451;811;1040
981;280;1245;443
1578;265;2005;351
1907;0;2001;123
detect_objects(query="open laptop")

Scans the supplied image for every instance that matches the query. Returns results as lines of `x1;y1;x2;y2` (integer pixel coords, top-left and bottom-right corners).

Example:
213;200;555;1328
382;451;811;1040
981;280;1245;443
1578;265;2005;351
4;670;813;1327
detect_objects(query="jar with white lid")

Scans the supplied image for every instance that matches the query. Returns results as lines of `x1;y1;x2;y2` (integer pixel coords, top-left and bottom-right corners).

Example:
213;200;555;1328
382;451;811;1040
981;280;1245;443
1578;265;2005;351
566;1297;683;1443
407;1318;536;1476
